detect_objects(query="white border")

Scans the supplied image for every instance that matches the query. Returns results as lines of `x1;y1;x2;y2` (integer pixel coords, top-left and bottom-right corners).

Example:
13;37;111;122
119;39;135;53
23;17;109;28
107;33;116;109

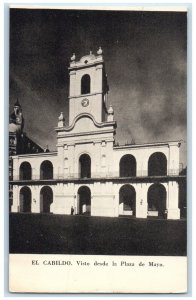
2;0;194;299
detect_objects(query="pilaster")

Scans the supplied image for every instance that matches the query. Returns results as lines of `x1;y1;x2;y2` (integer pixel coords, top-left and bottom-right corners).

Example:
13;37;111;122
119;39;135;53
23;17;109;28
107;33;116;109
135;184;148;218
167;181;180;219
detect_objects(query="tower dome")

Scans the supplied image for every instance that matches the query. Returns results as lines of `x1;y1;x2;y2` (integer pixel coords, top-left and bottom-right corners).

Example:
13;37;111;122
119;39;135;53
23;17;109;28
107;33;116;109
9;99;24;133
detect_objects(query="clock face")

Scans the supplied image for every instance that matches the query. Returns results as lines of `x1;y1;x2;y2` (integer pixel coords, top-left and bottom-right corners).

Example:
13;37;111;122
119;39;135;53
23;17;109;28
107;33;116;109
81;98;89;107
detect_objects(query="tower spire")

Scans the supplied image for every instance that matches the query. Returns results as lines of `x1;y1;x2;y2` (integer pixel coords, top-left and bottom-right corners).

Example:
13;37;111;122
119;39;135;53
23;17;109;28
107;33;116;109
14;98;21;107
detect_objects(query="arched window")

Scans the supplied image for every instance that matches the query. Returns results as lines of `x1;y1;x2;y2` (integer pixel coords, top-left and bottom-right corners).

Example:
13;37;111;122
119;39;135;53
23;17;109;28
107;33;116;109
148;152;167;176
19;162;32;180
119;154;136;177
40;160;53;179
147;184;166;217
40;186;53;213
119;184;136;216
79;154;91;178
20;186;31;213
81;74;90;94
78;186;91;215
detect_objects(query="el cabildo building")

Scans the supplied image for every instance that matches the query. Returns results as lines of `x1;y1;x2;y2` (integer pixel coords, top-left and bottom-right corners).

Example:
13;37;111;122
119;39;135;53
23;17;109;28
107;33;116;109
10;49;184;219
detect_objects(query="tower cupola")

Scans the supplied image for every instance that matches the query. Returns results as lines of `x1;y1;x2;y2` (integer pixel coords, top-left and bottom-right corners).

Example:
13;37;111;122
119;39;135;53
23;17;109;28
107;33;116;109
9;99;24;134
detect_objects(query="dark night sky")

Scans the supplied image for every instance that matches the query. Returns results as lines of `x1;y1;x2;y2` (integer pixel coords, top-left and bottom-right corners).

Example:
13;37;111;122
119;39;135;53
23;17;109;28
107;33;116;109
9;8;187;165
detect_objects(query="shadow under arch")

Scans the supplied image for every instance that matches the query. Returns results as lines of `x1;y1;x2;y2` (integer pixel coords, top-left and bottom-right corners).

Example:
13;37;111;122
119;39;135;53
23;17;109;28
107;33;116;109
148;152;167;176
147;183;167;217
19;162;32;180
40;160;53;179
119;184;136;216
77;186;91;215
119;154;136;177
40;186;53;213
19;186;31;213
79;154;91;178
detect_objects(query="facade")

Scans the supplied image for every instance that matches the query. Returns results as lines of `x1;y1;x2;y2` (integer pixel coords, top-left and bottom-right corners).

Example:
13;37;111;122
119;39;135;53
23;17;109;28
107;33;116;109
10;49;183;219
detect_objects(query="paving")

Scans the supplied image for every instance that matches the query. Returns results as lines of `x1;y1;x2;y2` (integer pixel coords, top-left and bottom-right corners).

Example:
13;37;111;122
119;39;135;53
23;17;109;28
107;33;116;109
9;213;187;256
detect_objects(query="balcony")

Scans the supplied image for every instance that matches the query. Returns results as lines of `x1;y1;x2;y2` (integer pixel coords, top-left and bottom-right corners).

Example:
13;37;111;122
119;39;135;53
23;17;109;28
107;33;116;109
10;169;185;185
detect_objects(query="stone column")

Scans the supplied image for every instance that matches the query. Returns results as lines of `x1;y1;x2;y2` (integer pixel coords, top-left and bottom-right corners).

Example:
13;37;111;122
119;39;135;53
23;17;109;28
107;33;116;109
92;182;117;217
57;145;64;179
137;155;148;177
31;186;40;213
52;194;74;215
94;142;100;177
167;181;180;219
95;64;103;94
64;145;69;178
135;184;148;218
13;158;20;180
100;141;106;178
68;145;75;178
50;183;73;215
11;185;19;212
168;143;180;175
119;202;124;215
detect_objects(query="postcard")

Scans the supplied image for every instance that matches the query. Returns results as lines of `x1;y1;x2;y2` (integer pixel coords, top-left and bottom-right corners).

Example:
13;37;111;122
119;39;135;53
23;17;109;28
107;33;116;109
9;5;187;293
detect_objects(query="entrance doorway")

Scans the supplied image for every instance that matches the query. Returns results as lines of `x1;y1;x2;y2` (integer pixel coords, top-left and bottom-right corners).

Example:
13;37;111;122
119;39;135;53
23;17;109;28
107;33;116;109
119;184;136;216
78;186;91;215
147;183;167;217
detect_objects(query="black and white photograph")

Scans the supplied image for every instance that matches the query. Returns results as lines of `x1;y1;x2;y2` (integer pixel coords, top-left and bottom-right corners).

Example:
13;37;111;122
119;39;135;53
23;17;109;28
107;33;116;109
8;5;187;293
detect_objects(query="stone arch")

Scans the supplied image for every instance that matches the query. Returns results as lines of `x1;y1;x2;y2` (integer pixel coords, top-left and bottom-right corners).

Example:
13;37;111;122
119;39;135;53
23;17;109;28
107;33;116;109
119;184;136;216
148;152;167;176
40;186;53;213
40;160;53;179
147;183;167;217
81;74;91;94
19;186;31;213
79;154;91;178
119;154;136;177
19;162;32;180
77;186;91;215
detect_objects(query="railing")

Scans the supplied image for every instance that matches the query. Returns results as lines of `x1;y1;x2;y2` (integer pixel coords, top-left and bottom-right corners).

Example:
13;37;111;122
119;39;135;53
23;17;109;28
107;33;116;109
11;169;181;181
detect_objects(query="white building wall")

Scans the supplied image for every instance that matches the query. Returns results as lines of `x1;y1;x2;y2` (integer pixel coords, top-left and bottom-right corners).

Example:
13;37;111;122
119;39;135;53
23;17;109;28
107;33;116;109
12;152;58;180
113;145;169;176
11;179;180;219
69;63;104;124
11;141;181;220
12;185;19;212
31;185;40;213
167;181;180;219
168;144;180;175
92;182;117;217
69;94;103;125
10;52;182;220
135;184;148;218
51;183;74;214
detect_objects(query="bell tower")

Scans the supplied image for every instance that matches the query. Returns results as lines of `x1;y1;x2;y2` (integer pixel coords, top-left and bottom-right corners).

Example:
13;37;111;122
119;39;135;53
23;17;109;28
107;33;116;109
68;48;109;125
